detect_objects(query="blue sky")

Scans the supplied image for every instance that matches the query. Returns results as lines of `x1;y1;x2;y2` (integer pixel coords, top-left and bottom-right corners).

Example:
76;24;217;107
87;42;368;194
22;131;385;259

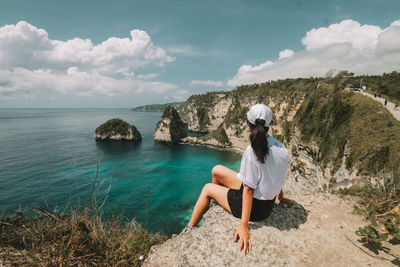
0;0;399;108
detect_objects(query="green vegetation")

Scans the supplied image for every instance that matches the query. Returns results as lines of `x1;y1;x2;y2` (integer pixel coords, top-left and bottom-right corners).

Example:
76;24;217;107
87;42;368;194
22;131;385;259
332;71;400;104
294;83;354;173
186;91;226;108
161;105;181;121
132;102;184;112
293;82;400;176
339;181;400;254
0;207;166;266
211;124;230;145
353;203;400;256
196;107;210;131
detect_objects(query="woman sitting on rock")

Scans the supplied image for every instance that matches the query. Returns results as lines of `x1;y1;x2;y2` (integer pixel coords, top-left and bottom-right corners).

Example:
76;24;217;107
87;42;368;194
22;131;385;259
187;104;291;255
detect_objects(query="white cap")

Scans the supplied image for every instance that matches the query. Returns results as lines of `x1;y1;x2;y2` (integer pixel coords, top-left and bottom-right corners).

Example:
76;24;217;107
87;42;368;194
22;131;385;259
246;104;272;128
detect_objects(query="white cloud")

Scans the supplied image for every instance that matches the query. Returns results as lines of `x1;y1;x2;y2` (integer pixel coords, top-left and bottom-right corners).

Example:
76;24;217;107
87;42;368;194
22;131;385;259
302;20;381;51
136;73;160;79
0;67;178;97
166;45;202;57
279;49;294;59
228;19;400;87
0;21;177;98
190;80;225;87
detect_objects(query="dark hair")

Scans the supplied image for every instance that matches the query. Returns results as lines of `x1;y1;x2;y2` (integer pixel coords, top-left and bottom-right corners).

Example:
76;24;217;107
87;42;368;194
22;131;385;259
248;119;269;163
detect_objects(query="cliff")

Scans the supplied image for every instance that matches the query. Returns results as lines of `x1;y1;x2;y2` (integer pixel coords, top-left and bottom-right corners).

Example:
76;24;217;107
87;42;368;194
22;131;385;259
149;76;400;266
132;102;184;112
154;106;187;144
95;118;142;141
144;192;399;266
179;78;400;195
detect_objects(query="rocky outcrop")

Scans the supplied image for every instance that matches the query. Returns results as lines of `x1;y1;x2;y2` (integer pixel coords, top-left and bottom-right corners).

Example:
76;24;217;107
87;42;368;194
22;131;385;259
144;192;398;266
181;124;232;149
95;118;141;141
154;106;187;144
180;92;230;132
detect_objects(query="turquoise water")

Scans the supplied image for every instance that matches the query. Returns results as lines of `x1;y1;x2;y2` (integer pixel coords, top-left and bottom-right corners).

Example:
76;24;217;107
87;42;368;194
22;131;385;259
0;109;241;235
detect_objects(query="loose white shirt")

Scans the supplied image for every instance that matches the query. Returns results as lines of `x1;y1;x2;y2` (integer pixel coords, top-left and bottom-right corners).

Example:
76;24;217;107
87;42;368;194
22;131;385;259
237;136;288;200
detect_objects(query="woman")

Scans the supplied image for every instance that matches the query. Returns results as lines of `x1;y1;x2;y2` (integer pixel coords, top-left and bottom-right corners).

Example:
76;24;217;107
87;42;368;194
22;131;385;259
187;104;291;255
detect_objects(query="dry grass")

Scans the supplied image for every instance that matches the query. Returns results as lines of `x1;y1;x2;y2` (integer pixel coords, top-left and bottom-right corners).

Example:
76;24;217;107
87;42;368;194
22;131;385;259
0;157;166;266
0;206;166;266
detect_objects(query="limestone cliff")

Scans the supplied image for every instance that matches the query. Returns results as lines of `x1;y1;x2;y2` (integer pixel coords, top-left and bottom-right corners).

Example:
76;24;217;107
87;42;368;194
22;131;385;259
154;106;187;144
145;76;400;267
178;78;400;195
95;118;142;141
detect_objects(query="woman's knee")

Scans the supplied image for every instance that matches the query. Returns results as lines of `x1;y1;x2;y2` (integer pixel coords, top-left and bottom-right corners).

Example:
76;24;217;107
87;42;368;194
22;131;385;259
202;183;213;192
201;183;214;197
212;165;224;177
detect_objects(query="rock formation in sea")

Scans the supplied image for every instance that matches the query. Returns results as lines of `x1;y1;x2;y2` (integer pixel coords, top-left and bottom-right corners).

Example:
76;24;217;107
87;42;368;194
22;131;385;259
154;106;187;144
95;118;142;141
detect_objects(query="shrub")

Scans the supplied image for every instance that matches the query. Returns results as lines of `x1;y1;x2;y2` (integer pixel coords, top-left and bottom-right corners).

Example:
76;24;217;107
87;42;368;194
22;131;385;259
211;124;230;145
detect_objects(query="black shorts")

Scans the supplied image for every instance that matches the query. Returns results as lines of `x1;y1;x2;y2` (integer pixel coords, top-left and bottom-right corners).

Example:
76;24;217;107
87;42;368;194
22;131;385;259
227;183;275;221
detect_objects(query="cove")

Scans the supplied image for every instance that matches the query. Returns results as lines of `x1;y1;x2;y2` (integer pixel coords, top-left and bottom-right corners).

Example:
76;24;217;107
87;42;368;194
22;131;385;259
0;108;241;235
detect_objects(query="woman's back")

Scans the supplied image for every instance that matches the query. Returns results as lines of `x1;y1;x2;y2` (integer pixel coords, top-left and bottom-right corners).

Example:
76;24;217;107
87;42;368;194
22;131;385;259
237;136;288;200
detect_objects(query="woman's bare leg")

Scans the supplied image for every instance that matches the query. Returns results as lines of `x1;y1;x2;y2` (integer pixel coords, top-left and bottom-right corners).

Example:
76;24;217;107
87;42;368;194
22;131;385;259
188;183;231;227
211;165;242;189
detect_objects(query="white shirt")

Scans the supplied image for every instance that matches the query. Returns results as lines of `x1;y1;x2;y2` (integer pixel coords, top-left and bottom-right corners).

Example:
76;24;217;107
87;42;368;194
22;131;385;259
237;136;288;200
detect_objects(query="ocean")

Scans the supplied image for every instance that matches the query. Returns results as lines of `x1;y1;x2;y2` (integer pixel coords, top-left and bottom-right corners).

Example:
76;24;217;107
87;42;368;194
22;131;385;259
0;109;241;235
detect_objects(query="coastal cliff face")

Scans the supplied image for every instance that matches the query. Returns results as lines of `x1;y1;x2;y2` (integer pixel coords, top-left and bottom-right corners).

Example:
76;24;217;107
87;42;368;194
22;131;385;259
179;79;400;195
95;118;142;141
145;76;400;266
179;80;324;196
154;106;187;144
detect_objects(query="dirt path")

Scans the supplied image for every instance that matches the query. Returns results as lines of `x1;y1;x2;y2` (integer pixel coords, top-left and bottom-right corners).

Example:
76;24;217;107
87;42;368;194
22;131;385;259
144;192;400;266
358;91;400;121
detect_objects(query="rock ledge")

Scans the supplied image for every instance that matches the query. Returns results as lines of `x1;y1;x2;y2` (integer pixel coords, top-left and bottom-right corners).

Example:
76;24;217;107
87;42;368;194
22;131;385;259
144;192;398;266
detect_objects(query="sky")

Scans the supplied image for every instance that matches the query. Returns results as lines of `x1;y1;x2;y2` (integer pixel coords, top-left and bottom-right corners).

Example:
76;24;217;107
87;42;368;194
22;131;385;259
0;0;399;108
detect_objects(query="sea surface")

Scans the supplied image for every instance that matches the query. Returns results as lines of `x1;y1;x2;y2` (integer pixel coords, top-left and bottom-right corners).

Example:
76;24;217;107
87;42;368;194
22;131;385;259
0;109;241;235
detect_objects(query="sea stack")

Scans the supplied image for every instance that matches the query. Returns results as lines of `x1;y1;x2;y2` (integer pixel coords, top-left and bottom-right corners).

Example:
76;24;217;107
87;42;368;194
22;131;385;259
95;118;142;141
154;106;187;144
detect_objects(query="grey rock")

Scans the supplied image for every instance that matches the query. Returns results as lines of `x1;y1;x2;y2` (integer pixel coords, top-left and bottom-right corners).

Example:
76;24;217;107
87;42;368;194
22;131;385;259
154;106;187;144
144;192;396;266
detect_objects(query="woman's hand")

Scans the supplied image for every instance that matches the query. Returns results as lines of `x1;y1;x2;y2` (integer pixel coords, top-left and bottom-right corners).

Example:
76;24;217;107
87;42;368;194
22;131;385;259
278;189;294;207
233;223;252;255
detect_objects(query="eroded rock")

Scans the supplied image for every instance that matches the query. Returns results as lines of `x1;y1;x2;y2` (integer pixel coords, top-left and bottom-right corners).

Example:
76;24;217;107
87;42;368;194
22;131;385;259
154;106;187;144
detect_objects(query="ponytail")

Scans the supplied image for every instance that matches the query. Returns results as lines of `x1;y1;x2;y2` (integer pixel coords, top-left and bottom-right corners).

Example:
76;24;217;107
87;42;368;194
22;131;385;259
249;119;269;163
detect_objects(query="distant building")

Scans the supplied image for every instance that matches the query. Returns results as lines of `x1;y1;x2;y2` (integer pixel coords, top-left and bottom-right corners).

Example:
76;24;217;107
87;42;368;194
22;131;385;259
344;84;354;91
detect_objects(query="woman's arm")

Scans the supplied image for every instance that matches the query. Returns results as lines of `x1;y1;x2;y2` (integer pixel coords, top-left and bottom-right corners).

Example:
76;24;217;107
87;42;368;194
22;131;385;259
233;185;254;255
